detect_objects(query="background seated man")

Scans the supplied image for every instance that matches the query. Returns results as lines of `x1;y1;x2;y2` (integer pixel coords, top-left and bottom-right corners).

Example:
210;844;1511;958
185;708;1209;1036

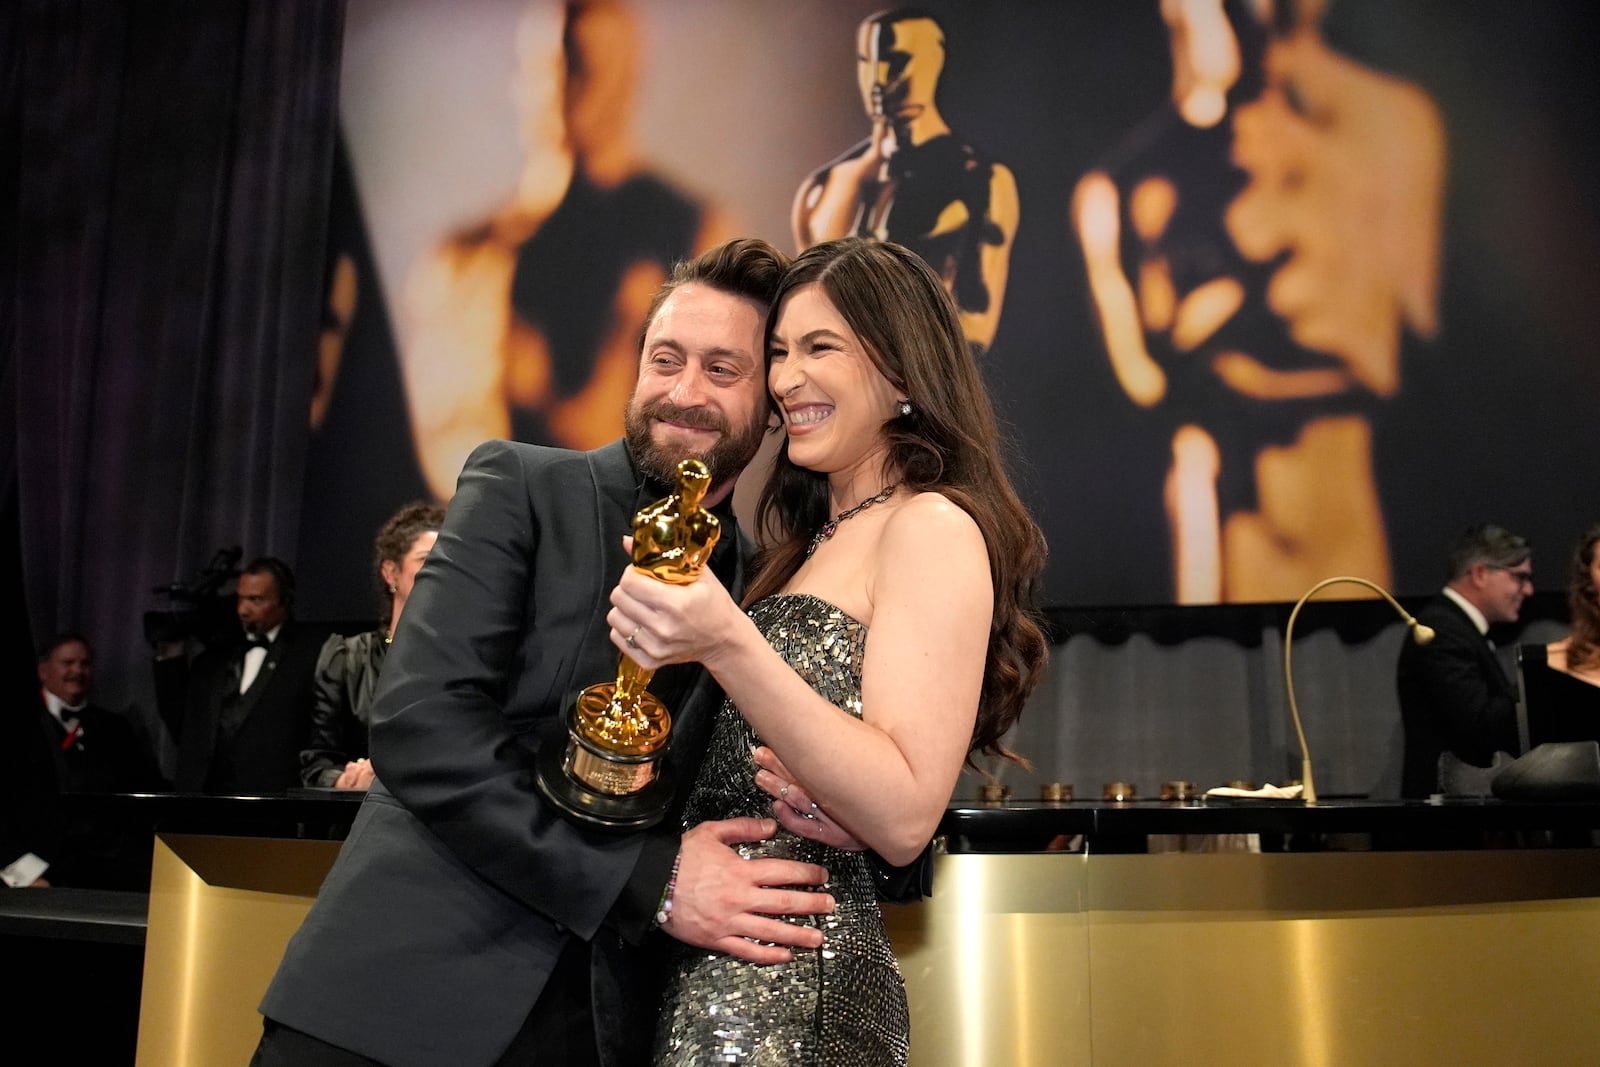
30;632;168;888
1397;524;1531;798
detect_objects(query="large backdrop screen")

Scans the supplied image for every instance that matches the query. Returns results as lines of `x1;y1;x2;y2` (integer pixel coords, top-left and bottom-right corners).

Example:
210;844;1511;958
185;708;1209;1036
297;0;1598;618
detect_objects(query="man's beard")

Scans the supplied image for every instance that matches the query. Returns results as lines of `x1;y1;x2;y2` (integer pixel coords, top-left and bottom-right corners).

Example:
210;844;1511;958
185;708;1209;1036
624;397;766;492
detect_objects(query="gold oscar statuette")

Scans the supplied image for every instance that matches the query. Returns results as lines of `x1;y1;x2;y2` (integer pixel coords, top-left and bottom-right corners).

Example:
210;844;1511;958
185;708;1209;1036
535;458;720;829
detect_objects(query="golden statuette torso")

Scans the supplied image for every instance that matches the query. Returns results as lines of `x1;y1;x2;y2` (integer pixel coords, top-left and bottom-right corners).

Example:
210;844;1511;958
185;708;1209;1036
562;458;720;808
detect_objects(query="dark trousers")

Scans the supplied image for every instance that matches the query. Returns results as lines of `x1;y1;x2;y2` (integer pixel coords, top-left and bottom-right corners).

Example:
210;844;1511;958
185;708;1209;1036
251;937;601;1067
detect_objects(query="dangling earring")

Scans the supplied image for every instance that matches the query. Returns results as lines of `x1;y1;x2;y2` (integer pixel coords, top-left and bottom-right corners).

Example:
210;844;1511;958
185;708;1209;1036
897;399;913;417
388;582;398;594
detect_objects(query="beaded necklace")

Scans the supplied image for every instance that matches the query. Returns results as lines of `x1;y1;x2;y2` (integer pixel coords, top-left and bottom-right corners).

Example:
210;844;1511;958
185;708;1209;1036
805;483;900;559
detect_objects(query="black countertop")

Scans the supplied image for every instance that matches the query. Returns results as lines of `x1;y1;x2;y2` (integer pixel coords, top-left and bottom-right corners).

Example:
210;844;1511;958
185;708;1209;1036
53;789;1600;851
0;887;149;944
10;793;1598;943
59;788;369;840
942;796;1600;852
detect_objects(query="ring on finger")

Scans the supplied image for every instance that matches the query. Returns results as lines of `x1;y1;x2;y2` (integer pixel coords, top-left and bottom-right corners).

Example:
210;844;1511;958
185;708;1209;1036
625;627;640;650
779;783;790;800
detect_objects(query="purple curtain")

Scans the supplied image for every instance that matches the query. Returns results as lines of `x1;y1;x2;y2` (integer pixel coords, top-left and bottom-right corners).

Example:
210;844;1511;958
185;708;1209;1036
9;0;346;731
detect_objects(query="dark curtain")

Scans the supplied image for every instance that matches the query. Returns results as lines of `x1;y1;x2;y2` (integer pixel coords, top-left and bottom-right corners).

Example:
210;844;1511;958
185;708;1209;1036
9;0;346;737
3;4;30;713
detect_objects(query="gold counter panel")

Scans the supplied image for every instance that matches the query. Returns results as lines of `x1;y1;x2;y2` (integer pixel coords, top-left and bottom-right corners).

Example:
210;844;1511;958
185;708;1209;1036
137;835;1600;1067
888;850;1600;1066
137;834;343;1067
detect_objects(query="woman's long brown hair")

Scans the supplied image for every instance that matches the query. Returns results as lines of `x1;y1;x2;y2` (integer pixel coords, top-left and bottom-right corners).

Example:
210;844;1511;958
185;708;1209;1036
745;237;1049;767
1568;524;1600;671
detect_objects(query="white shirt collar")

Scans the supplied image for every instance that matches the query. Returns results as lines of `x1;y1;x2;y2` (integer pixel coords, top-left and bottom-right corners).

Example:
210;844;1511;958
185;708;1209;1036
41;688;85;726
249;622;284;646
1441;586;1490;636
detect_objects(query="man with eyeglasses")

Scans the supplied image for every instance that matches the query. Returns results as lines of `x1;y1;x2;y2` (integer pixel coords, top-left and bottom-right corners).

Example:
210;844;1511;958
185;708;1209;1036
1397;524;1532;798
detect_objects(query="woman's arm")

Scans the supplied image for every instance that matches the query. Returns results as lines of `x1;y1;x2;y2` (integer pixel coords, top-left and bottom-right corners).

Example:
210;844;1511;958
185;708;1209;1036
612;493;991;866
300;635;354;788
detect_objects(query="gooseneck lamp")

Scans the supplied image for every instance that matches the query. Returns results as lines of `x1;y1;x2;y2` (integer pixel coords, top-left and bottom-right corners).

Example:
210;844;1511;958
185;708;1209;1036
1285;576;1434;805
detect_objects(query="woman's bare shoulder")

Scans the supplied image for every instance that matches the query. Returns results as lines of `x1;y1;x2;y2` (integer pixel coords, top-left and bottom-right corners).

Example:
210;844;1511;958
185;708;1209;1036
877;492;988;587
885;490;980;537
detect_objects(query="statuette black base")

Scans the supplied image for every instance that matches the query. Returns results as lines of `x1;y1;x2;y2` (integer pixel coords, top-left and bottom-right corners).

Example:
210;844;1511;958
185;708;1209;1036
532;718;672;831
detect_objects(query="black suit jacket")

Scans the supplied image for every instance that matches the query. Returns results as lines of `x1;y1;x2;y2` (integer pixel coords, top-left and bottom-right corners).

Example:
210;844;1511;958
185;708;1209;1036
36;700;167;796
157;622;322;793
32;699;168;888
1396;594;1519;798
260;439;747;1067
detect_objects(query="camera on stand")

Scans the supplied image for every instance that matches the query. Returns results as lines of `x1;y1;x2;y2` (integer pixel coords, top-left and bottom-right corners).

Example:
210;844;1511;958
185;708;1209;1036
144;546;242;652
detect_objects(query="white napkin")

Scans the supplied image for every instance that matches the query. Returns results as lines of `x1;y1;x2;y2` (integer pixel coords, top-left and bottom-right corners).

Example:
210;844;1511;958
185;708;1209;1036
1203;782;1304;799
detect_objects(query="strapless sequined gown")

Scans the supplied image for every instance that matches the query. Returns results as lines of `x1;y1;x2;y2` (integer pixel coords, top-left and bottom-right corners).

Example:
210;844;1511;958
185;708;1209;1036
653;594;910;1067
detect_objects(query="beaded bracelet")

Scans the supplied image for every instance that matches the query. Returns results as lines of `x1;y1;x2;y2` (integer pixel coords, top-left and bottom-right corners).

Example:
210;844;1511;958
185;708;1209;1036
654;850;683;927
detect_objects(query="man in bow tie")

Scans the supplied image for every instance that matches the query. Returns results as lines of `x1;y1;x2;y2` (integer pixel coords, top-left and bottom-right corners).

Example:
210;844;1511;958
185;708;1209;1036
155;557;322;794
20;632;168;888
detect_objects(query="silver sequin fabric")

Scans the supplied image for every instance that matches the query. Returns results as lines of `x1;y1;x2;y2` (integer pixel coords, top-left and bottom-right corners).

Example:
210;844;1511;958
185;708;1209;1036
653;594;910;1067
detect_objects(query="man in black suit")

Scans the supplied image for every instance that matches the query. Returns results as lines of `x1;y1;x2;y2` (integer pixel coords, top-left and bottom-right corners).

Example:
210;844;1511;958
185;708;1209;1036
156;557;322;793
1397;524;1532;798
30;631;168;888
37;632;167;794
253;238;845;1067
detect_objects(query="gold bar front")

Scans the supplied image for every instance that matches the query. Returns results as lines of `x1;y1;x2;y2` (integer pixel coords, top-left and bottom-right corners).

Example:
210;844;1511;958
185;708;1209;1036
886;849;1600;1067
136;836;1600;1067
136;834;343;1067
884;853;1093;1067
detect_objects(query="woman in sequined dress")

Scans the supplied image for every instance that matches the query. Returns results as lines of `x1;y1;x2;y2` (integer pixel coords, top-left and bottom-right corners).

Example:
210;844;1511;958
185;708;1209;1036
607;236;1049;1065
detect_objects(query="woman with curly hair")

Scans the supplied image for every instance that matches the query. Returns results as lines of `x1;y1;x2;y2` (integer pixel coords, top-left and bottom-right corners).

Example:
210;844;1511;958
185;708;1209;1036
299;501;446;789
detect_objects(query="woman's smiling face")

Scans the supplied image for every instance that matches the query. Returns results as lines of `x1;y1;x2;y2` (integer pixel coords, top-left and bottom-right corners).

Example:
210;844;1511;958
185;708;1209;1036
767;283;901;478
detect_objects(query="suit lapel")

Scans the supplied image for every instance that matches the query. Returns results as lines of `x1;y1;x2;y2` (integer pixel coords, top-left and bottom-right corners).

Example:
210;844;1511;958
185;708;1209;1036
590;440;638;563
1441;597;1513;691
579;441;641;685
524;441;646;738
227;628;293;734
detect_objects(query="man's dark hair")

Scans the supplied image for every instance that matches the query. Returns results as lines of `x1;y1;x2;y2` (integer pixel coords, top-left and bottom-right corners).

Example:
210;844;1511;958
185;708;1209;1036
242;556;298;613
1445;524;1530;581
635;237;791;352
38;630;93;664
